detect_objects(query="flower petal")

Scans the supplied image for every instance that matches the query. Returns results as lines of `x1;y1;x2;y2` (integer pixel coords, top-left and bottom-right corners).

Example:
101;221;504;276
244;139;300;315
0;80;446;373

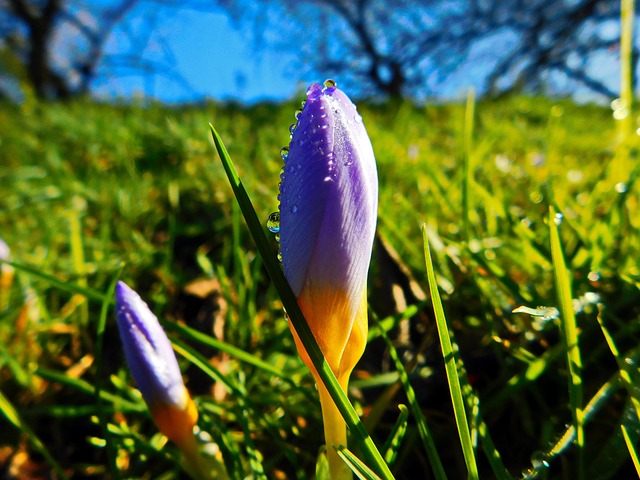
115;281;189;410
279;84;377;367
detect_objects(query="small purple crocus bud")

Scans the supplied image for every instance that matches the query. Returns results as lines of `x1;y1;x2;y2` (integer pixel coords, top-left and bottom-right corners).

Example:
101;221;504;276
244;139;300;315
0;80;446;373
115;281;198;448
0;238;14;295
278;81;378;479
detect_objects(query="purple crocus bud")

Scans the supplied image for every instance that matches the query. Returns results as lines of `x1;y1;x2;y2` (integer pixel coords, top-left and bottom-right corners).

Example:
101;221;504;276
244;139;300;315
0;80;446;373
0;238;14;293
0;238;9;262
278;81;378;478
115;281;198;448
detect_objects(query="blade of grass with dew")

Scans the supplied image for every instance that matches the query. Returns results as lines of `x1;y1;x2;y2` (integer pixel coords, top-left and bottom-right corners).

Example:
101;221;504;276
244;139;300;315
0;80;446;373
94;268;123;480
210;124;394;480
422;224;479;480
0;389;70;480
375;317;446;480
549;206;584;479
622;424;640;475
380;405;409;467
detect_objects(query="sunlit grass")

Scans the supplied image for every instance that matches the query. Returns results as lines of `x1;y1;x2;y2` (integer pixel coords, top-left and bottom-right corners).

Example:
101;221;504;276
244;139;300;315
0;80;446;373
0;93;638;478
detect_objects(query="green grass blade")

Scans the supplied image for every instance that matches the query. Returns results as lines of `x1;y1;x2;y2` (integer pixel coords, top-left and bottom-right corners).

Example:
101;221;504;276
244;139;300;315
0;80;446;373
0;389;70;480
94;269;123;480
375;318;446;479
548;206;584;479
210;124;393;480
36;367;145;412
335;446;382;480
462;87;476;242
621;424;640;475
597;314;640;418
5;260;106;302
171;338;242;396
380;405;409;467
164;321;298;386
422;224;479;480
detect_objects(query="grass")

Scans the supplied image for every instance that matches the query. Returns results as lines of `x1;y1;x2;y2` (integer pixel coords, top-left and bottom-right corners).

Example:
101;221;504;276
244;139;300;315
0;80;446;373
0;92;638;479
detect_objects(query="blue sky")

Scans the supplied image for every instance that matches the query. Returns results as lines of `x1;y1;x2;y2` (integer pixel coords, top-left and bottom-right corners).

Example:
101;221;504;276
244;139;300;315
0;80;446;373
94;6;303;103
87;3;629;105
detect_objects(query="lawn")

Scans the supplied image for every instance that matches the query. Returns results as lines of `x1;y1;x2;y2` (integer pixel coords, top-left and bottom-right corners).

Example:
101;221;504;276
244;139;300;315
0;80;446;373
0;92;638;479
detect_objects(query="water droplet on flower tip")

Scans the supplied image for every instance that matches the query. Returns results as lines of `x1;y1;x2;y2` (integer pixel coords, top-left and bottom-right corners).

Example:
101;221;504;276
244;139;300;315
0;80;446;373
553;213;564;225
280;146;289;160
323;78;337;89
266;212;281;233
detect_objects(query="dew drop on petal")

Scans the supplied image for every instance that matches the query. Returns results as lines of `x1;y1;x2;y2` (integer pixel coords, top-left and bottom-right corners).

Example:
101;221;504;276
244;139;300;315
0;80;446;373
323;78;337;88
266;212;280;233
291;205;298;214
280;146;289;160
289;123;297;136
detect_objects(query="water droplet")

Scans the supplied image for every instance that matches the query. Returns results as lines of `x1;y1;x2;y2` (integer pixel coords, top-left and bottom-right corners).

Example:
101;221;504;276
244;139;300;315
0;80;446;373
588;271;600;282
301;100;306;108
274;233;280;243
266;212;280;233
323;78;337;89
530;451;550;472
553;213;564;225
289;123;297;136
277;251;283;262
294;108;303;119
354;114;362;123
280;146;289;160
291;205;298;213
615;182;627;193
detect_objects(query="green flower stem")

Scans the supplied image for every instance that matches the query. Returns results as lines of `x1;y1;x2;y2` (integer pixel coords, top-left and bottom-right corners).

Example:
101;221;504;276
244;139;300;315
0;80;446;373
210;125;394;480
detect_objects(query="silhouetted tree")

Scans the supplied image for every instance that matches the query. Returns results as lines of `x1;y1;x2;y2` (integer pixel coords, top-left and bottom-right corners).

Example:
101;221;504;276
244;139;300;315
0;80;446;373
0;0;207;100
215;0;635;99
0;0;140;99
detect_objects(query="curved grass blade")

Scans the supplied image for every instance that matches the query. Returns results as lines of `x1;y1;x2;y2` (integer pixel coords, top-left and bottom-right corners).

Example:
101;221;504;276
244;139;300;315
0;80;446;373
422;224;479;480
0;390;70;480
335;445;382;480
381;405;408;467
4;260;106;302
549;206;583;479
375;317;446;480
621;424;640;475
210;124;394;480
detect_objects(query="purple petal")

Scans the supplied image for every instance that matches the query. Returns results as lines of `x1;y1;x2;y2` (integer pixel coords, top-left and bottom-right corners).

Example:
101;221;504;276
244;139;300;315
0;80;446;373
115;281;187;409
279;83;378;314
